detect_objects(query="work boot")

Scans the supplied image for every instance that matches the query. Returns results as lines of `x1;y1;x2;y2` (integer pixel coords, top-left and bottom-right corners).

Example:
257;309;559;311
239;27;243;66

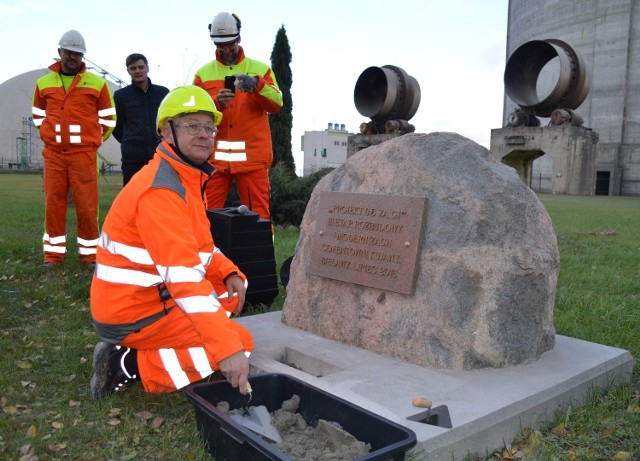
90;342;139;400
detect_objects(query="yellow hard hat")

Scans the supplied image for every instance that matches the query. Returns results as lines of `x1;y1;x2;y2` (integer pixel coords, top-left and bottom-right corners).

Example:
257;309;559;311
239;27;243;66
156;85;222;134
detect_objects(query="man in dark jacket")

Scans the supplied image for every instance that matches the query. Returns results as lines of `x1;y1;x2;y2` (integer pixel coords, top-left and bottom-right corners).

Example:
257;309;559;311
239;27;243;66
113;53;169;186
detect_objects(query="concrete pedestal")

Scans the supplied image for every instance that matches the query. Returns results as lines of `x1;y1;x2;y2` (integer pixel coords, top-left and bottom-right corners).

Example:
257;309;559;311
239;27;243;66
490;126;599;195
237;311;634;461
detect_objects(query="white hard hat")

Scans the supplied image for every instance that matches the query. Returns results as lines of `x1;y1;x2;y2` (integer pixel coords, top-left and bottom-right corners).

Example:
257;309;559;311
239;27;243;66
58;30;86;54
209;12;241;44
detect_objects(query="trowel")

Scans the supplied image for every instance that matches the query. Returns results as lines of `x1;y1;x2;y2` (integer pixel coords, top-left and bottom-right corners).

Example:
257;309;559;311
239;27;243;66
230;383;283;443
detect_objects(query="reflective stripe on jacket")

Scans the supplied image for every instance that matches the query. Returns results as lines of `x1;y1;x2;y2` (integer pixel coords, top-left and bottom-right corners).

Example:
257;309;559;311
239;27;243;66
32;61;116;153
193;47;282;174
90;142;248;364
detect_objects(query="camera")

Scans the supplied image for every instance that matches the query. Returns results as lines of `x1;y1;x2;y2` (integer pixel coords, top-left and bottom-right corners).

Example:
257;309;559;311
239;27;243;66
224;75;236;93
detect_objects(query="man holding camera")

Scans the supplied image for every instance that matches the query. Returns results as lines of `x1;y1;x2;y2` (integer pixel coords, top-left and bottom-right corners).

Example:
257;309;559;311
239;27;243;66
193;12;282;221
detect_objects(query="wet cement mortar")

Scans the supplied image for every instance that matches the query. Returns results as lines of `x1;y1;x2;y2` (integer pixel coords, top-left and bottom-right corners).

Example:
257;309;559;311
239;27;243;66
218;394;371;460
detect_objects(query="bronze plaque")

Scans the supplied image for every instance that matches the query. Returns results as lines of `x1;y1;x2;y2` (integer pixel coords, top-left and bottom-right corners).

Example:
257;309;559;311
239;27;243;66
309;191;428;294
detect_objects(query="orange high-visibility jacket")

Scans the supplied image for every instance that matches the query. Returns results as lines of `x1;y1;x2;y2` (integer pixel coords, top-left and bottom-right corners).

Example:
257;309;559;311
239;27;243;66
193;47;283;174
32;61;116;153
90;141;249;365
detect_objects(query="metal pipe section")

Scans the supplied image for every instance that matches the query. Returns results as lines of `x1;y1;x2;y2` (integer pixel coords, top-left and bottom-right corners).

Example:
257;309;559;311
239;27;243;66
354;65;421;123
504;39;589;117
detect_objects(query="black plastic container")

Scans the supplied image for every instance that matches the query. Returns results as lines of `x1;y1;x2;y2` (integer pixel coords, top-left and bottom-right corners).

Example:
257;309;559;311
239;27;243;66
206;207;279;306
186;373;417;461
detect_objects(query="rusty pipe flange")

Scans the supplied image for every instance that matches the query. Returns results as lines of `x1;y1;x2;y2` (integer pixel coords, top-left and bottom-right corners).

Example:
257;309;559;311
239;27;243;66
385;119;416;134
504;39;589;117
354;65;421;122
382;65;421;122
507;108;540;127
550;108;584;127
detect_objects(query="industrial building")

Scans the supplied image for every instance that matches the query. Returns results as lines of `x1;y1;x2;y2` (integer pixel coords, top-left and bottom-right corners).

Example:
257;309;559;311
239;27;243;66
500;0;640;196
301;123;354;176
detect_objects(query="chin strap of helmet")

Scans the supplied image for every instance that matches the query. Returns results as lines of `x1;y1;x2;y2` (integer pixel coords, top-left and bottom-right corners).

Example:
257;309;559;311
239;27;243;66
167;120;181;153
168;119;191;165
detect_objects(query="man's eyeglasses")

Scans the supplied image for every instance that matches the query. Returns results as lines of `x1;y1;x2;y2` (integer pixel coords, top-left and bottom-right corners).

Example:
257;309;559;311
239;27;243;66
216;39;238;51
174;122;218;138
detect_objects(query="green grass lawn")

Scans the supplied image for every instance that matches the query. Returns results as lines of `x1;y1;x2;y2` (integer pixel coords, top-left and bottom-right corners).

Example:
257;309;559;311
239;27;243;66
0;173;638;460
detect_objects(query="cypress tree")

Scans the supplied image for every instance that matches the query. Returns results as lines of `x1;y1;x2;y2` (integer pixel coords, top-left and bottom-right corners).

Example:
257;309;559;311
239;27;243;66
269;25;295;175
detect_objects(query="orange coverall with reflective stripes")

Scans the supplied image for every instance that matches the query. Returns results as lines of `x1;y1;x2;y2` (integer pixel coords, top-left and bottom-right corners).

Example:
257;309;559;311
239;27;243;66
90;141;253;393
32;61;116;264
193;47;282;220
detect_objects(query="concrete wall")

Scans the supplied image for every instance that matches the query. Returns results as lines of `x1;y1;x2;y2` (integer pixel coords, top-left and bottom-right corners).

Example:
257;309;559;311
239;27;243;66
506;0;640;196
490;125;599;195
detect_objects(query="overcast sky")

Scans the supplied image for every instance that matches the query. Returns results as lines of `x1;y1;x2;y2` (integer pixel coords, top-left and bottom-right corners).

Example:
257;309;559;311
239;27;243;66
0;0;509;174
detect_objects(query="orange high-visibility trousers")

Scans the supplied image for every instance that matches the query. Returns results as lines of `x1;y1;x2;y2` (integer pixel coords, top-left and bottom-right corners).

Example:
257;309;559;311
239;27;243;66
205;168;271;221
42;150;99;264
119;305;254;393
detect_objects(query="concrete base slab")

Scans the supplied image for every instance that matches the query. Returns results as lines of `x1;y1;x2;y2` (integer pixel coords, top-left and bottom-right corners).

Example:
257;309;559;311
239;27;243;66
236;311;634;461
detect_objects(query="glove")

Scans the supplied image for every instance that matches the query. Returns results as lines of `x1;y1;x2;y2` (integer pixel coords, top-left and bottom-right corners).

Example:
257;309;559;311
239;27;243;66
233;74;258;93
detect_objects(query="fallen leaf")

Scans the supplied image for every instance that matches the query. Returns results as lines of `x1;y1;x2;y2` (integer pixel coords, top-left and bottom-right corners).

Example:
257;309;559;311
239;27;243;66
16;360;32;369
135;410;154;420
152;416;164;429
68;400;81;407
48;442;67;453
3;405;17;415
527;430;544;446
108;419;121;426
19;444;35;455
613;452;632;461
626;404;640;414
551;422;567;436
51;421;63;430
109;407;122;416
513;449;526;459
26;425;36;437
577;229;617;237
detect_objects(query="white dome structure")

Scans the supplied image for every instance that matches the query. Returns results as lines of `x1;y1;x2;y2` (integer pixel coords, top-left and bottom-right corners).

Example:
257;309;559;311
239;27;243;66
0;68;121;170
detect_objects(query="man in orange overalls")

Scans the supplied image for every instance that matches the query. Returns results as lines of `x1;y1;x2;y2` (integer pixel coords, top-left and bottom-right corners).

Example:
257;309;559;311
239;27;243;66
32;30;116;268
194;12;282;221
90;86;253;399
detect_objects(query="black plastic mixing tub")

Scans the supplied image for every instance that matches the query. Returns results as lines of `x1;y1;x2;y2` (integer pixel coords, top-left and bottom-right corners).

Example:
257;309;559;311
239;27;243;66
186;372;417;461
